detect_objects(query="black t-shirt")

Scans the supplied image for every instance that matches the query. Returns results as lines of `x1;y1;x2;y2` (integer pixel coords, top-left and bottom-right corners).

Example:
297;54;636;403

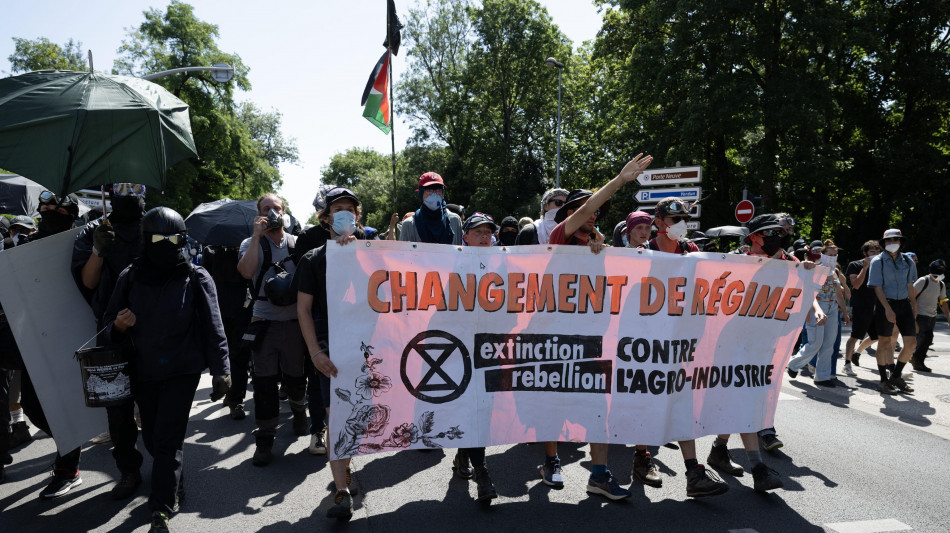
295;245;329;345
293;224;366;263
846;259;874;305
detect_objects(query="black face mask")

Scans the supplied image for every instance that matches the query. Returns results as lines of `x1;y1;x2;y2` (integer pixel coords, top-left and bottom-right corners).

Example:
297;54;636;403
761;235;783;256
38;210;75;234
110;197;145;223
144;241;183;271
499;231;517;246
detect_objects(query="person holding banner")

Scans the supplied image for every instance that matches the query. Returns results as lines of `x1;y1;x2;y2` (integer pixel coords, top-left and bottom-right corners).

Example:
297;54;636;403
399;172;462;245
543;153;652;501
624;210;653;249
296;187;362;520
104;206;231;533
647;197;731;498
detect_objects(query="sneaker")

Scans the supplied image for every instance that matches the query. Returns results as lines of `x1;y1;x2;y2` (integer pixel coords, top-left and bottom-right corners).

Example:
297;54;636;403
685;465;728;498
814;379;836;388
252;441;273;466
786;367;798;379
452;450;473;479
842;363;857;377
852;352;861;367
751;463;784;492
309;428;327;455
760;434;784;451
172;476;185;513
707;444;744;476
878;381;898;395
806;364;816;375
586;471;631;501
327;490;353;521
149;511;170;533
229;404;246;420
292;410;308;436
90;431;111;445
473;466;498;502
110;470;142;500
889;375;914;393
911;359;932;372
39;474;82;498
539;459;564;488
9;422;33;448
632;452;662;487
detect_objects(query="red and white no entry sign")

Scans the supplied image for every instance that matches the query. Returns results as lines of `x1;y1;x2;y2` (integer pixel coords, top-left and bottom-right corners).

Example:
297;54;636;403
735;200;755;223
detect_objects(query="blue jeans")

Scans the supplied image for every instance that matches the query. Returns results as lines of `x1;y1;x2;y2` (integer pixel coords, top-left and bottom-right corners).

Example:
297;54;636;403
788;300;838;382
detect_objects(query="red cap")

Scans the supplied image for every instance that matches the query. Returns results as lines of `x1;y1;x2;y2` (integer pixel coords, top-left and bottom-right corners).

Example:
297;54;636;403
417;172;445;191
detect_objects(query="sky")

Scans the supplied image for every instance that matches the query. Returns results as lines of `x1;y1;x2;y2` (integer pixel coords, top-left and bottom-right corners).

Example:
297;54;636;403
0;0;606;219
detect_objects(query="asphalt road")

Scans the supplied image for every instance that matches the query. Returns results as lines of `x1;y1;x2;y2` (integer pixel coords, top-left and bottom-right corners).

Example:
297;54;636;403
3;323;950;533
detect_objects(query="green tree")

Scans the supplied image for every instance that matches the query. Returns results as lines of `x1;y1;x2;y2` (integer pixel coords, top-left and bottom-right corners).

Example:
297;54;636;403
113;1;295;213
7;37;86;73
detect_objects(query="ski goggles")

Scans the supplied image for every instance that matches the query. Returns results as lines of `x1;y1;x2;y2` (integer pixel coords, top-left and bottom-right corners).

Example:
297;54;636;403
38;190;78;206
113;183;147;197
657;200;691;217
149;233;184;245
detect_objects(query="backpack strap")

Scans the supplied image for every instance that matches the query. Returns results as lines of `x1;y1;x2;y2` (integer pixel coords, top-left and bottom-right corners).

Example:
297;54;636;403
252;237;274;301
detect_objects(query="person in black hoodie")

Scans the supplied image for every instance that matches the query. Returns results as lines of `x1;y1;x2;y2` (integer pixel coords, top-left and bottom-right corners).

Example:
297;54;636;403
71;183;148;500
104;207;230;533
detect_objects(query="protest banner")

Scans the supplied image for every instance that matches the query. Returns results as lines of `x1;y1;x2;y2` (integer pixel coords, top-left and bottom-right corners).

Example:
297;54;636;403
327;241;825;460
0;229;107;454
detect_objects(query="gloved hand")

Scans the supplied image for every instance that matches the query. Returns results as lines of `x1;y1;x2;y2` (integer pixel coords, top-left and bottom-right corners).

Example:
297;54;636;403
92;223;116;257
210;374;231;402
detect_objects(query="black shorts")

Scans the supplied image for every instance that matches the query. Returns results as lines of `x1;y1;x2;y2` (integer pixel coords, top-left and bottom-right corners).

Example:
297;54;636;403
874;298;916;338
849;302;878;340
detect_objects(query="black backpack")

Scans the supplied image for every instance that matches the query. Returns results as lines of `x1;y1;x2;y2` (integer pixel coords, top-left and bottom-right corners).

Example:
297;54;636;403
253;236;298;307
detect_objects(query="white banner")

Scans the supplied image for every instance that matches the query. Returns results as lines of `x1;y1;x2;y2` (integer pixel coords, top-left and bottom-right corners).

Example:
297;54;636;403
0;229;106;454
327;241;825;459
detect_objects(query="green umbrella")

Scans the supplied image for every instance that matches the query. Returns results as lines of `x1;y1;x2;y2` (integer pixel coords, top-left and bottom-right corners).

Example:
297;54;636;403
0;70;198;197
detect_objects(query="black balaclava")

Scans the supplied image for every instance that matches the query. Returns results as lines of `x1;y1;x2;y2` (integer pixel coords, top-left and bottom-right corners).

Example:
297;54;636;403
136;207;188;282
110;196;146;223
760;234;783;256
498;216;519;246
38;210;75;235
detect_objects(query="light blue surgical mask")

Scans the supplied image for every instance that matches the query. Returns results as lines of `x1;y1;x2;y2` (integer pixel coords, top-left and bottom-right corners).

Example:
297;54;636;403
423;193;443;211
331;210;357;236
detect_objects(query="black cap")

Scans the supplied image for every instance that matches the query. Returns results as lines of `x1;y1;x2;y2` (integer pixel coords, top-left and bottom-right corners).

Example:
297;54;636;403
462;212;497;233
554;189;610;224
324;187;360;208
809;240;822;250
500;216;519;230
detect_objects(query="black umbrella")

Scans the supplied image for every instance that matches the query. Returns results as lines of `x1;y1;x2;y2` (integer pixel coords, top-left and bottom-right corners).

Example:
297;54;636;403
185;199;258;247
704;226;749;239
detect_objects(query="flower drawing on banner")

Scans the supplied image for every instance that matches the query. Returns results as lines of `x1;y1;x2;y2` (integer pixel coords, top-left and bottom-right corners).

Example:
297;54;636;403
332;339;464;457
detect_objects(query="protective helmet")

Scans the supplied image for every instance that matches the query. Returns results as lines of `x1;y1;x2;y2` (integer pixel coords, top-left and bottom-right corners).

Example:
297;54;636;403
142;207;187;236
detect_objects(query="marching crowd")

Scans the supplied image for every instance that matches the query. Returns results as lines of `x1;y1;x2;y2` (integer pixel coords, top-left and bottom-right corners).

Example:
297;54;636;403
0;155;945;531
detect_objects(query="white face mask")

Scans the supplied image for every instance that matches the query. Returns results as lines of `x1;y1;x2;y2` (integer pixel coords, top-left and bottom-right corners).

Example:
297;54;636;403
543;209;558;222
331;210;357;236
885;243;900;253
820;254;837;268
935;274;945;282
666;220;688;240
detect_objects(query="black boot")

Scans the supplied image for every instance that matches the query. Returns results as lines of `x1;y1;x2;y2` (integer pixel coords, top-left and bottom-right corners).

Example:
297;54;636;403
474;466;498;502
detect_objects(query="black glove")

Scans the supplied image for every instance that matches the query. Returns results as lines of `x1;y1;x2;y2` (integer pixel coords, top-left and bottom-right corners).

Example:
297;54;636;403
210;374;231;402
92;224;115;257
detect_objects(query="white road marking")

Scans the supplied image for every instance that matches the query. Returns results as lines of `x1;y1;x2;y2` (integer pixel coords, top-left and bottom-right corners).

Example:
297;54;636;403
825;518;913;532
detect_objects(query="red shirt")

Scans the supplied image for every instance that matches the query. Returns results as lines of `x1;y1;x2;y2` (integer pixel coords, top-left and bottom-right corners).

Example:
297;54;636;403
548;220;590;246
648;237;700;254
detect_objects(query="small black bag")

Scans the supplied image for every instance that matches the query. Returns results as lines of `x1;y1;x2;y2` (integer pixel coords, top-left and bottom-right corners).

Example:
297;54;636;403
263;260;298;307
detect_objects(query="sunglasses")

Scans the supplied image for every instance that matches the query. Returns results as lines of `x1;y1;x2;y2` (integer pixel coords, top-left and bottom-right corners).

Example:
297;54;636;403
883;238;901;243
548;198;566;207
758;229;784;237
422;185;444;192
150;233;184;245
665;215;689;224
39;190;78;206
659;200;691;216
113;183;147;197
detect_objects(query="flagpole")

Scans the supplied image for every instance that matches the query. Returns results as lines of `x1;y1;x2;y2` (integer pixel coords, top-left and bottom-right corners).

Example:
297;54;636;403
388;47;397;218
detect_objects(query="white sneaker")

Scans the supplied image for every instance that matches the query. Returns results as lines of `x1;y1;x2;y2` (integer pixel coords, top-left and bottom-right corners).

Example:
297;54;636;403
308;428;327;455
842;363;857;377
806;364;816;374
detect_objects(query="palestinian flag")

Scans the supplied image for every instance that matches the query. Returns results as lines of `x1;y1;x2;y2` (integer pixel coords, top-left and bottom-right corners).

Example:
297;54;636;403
361;51;391;134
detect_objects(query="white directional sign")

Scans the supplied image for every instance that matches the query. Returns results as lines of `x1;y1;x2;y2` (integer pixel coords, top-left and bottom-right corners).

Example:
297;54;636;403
635;186;702;204
637;166;702;186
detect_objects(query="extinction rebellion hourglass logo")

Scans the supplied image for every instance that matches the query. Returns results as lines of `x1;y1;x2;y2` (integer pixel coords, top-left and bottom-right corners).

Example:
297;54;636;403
401;330;473;404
